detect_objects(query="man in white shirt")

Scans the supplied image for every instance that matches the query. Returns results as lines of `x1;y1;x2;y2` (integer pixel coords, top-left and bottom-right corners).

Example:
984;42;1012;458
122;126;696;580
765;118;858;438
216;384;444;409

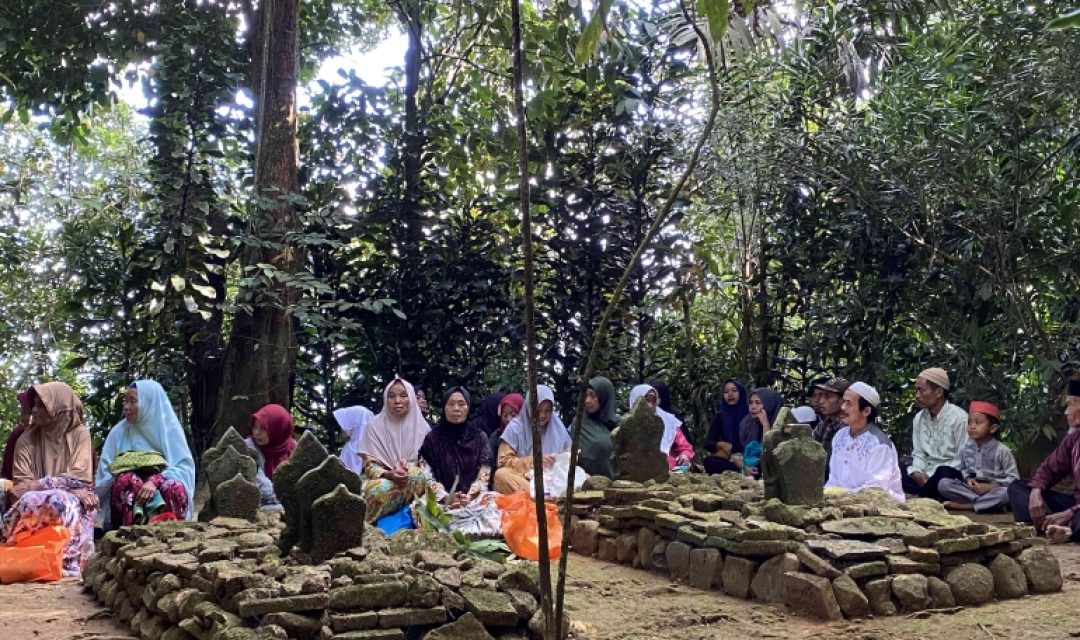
825;382;905;503
902;367;968;500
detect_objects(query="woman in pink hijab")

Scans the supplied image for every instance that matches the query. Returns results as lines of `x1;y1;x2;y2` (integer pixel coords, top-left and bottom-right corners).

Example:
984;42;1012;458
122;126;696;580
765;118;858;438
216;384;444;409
358;378;431;521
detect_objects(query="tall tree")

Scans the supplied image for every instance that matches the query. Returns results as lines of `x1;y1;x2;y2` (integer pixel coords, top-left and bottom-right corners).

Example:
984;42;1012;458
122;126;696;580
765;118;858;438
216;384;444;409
214;0;303;440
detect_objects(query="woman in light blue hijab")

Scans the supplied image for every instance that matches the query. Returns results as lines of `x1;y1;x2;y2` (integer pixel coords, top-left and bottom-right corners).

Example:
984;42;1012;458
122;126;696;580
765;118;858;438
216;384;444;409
493;385;571;494
95;380;195;529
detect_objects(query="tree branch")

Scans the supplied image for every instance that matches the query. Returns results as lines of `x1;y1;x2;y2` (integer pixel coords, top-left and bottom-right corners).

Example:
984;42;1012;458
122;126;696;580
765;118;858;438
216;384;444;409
552;1;725;635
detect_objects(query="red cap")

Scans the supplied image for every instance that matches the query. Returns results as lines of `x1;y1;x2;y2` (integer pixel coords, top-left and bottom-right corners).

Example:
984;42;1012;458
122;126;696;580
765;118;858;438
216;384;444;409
969;401;1001;420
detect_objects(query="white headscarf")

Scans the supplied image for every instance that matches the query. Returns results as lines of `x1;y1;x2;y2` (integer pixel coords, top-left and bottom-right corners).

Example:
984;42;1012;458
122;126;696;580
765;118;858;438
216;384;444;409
358;379;430;468
95;380;196;526
334;405;374;475
629;383;680;455
500;384;571;456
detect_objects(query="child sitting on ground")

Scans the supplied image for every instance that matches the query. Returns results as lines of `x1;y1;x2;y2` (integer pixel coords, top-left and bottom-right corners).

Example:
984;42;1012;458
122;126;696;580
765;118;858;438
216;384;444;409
939;401;1018;513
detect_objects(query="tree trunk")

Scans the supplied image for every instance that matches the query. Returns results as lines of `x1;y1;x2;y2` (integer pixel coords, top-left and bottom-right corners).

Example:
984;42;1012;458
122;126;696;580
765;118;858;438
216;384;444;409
214;0;301;442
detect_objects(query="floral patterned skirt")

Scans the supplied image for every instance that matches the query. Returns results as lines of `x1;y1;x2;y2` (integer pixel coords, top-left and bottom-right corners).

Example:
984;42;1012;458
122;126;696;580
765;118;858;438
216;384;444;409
110;471;189;527
2;480;97;577
361;466;427;523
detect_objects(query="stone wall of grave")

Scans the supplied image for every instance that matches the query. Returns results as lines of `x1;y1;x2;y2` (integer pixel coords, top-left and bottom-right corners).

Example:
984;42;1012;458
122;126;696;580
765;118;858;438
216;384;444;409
566;473;1064;620
83;515;548;640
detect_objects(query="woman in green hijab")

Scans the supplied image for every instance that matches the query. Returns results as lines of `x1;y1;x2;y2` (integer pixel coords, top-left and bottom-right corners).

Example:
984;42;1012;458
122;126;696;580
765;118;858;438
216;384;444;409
578;376;617;478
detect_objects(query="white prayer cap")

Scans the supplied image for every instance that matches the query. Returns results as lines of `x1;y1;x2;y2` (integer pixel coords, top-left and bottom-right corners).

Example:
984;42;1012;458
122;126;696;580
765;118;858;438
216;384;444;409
848;382;880;407
792;406;816;423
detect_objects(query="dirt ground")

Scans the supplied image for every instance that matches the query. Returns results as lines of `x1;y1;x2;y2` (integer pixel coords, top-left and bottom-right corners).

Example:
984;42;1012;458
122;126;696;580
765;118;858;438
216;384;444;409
563;545;1080;640
3;542;1078;640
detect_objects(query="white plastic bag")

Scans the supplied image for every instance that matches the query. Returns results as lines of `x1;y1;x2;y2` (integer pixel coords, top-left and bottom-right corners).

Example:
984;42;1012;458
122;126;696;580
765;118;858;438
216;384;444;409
526;452;588;498
448;499;502;537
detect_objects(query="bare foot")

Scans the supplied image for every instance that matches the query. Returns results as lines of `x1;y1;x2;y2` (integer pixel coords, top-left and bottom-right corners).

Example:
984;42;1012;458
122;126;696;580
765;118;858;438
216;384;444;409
1046;524;1071;544
943;501;974;511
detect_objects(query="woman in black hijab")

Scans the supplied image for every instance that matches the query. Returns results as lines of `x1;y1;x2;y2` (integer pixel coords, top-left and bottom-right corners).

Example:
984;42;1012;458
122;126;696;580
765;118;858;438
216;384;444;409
470;392;506;437
419;387;489;505
417;388;501;534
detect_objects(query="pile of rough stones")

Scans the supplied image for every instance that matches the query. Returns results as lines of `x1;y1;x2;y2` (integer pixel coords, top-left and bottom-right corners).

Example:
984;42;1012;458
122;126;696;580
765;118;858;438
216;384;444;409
84;519;551;640
567;472;1064;619
83;428;551;640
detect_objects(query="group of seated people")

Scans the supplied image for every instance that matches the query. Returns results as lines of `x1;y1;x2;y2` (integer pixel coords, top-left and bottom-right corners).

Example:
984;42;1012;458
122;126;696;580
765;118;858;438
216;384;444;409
2;369;1078;579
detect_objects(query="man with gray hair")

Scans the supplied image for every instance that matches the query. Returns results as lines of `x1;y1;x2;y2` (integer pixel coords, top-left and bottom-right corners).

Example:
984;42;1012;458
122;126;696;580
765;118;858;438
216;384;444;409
903;367;968;499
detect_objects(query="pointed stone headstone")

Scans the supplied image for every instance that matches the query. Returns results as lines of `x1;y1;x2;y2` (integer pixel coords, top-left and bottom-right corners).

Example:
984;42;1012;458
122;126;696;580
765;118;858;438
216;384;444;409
203;427;259;471
207;445;258;489
762;423;825;504
296;456;366;554
611;399;669;483
272;431;330;554
216;473;261;521
310;484;366;563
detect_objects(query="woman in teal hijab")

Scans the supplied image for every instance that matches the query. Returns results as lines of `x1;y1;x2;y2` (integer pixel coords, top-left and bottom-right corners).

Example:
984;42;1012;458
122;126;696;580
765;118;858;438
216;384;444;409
577;376;617;478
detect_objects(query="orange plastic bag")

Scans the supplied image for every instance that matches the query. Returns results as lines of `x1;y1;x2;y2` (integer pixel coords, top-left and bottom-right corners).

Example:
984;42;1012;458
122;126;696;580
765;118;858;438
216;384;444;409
0;525;70;584
495;491;562;561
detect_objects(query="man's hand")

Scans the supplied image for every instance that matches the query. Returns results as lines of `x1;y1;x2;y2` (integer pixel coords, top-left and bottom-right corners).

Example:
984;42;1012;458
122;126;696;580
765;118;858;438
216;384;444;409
910;471;929;488
1029;488;1047;527
1044;509;1074;530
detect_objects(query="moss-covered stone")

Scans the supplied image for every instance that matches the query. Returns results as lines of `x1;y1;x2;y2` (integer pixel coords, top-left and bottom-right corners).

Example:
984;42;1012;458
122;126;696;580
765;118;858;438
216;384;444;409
328;582;408;612
611;399;669;483
271;431;330;554
310;484;366;563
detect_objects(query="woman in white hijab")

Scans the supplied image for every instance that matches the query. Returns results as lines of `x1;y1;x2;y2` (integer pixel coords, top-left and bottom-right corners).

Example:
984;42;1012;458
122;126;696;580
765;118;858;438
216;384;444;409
494;384;571;494
333;405;374;476
629;384;694;470
95;380;195;529
357;378;431;522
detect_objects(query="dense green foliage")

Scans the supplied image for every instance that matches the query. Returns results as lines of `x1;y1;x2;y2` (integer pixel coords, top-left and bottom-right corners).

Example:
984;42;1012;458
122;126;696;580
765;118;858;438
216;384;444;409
0;0;1077;455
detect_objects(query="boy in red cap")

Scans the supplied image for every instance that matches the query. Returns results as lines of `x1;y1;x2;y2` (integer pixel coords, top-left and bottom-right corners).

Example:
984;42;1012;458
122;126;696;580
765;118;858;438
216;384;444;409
939;401;1018;512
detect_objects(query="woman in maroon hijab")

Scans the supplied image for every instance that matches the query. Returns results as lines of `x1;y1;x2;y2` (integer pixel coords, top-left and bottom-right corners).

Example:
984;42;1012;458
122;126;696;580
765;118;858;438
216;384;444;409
1;389;32;480
245;404;297;508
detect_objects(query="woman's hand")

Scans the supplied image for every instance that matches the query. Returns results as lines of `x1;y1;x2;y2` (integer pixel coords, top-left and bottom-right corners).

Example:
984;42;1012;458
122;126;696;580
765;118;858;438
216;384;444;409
136;480;157;505
448;492;470;509
72;488;99;511
731;453;745;470
12;479;43;499
757;410;771;429
387;460;410;487
542;454;557;469
676;453;691;467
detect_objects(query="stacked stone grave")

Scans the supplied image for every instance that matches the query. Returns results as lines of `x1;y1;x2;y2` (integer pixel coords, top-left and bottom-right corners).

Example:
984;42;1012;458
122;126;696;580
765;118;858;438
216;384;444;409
84;517;546;639
567;472;1064;620
84;429;545;640
198;428;263;522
